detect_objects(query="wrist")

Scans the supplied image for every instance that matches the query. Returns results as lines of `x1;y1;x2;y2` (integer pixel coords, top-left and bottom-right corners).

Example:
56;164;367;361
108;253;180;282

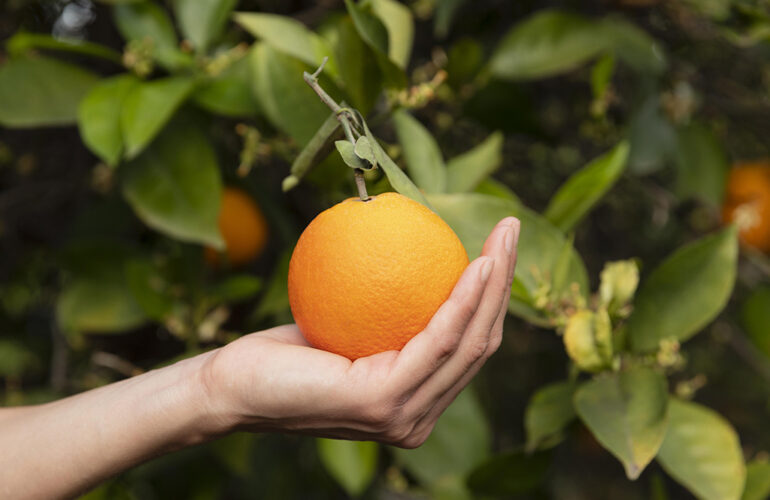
192;348;241;438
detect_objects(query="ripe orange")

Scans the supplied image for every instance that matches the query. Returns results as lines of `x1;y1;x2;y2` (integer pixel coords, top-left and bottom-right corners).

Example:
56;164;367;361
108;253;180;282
205;187;269;267
288;192;469;360
722;162;770;253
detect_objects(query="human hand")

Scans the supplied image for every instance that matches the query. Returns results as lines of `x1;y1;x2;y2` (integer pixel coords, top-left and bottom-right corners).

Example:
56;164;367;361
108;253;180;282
201;217;520;448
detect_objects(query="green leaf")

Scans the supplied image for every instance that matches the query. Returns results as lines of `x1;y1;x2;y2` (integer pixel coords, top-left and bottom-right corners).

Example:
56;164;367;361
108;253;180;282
370;0;414;69
590;54;615;99
395;387;490;485
234;12;337;77
122;119;224;248
0;55;98;128
598;18;667;75
345;0;388;55
434;0;467;39
392;109;448;193
574;367;669;479
742;285;770;359
466;450;551;496
354;136;377;166
490;10;605;80
525;381;576;452
0;340;38;378
124;258;175;321
250;43;337;145
335;140;370;170
657;398;745;500
344;0;406;88
174;0;237;52
446;37;484;89
211;433;257;477
113;2;192;70
628;226;738;352
192;53;260;117
742;459;770;500
78;74;138;166
627;95;677;175
209;275;262;304
474;178;522;205
321;16;382;113
362;120;431;207
317;439;378;497
283;113;340;191
544;142;629;232
6;32;122;62
252;250;292;322
428;193;588;303
57;250;148;336
675;122;728;206
446;132;504;193
120;76;196;159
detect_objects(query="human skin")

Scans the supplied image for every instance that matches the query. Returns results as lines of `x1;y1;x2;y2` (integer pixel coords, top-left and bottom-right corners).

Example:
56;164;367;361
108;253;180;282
0;217;520;499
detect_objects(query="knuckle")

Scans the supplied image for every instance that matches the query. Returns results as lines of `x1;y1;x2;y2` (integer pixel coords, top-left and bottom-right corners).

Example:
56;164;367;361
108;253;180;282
486;331;503;356
360;396;403;431
433;329;460;362
464;338;489;366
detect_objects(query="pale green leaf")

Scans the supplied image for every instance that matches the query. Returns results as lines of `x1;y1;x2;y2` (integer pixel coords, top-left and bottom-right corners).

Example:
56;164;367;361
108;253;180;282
122;119;224;248
395;387;490;485
446;132;504;193
113;2;192;70
428;193;588;301
250;43;337;145
283;113;340;191
371;0;414;68
598;18;667;75
657;398;745;500
120;76;196;159
525;382;576;452
392;109;447;193
57;249;148;336
6;32;122;62
0;55;98;128
320;16;382;113
362;120;431;207
490;10;604;80
628;227;738;351
174;0;237;52
335;140;369;169
317;439;378;497
544;142;629;232
78;74;138;166
234;12;337;77
574;367;669;479
344;0;406;88
627;95;677;175
192;53;260;117
675;122;728;206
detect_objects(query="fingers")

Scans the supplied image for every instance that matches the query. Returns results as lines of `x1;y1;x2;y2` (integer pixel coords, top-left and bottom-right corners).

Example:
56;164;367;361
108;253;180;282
389;254;495;395
401;217;518;414
490;217;521;351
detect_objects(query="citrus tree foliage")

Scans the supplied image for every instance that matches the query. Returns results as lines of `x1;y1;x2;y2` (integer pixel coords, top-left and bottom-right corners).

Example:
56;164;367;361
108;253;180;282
1;0;769;498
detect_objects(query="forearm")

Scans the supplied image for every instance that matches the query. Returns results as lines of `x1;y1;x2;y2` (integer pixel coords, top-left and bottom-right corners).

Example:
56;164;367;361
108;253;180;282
0;350;228;499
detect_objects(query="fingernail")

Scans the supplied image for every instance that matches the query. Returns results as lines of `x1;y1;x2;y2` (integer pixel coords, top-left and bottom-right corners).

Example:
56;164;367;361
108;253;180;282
504;227;515;254
480;257;494;282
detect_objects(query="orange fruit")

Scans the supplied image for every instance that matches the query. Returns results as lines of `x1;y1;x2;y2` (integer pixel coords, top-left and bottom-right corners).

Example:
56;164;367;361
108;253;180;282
722;162;770;253
205;187;269;267
288;192;469;360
